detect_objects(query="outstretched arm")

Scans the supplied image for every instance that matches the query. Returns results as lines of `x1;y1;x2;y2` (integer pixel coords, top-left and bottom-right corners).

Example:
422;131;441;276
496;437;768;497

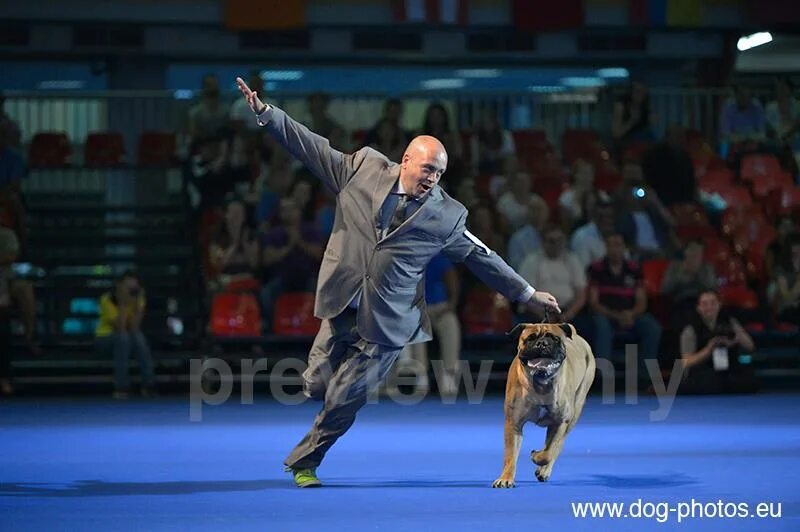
441;213;560;313
236;77;361;194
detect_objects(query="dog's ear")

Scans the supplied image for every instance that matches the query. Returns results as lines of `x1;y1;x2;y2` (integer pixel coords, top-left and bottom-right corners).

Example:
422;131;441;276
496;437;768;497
559;323;573;339
506;323;529;339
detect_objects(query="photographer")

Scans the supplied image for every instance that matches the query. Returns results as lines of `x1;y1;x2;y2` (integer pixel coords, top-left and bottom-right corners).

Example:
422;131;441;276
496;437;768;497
678;290;757;394
95;271;156;398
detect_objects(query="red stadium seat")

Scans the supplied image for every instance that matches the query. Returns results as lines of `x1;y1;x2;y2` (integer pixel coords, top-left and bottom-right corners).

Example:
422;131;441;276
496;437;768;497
642;259;670;297
740;154;782;183
721;205;767;238
719;285;759;310
697;168;734;193
622;140;654;163
561;128;608;165
137;130;176;167
210;293;262;337
675;224;718;243
670;202;709;227
769;186;800;216
593;162;622;193
273;292;321;336
461;288;512;335
750;171;793;199
712;256;747;287
28;132;72;167
84;131;125;167
512;129;550;152
714;185;753;208
703;237;733;263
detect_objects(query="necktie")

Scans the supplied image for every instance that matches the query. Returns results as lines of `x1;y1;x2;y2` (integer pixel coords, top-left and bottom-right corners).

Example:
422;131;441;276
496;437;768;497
388;193;411;234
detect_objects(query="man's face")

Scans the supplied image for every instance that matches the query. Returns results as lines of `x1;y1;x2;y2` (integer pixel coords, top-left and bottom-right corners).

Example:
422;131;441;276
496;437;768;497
595;206;615;235
606;235;626;262
697;292;720;321
399;142;447;199
543;230;564;259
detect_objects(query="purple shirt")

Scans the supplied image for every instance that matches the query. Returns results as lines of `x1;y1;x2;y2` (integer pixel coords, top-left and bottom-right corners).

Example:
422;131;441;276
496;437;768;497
261;222;321;285
721;99;765;139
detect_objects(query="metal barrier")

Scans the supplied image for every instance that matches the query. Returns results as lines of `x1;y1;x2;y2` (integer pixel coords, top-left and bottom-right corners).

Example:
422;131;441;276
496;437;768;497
4;88;736;158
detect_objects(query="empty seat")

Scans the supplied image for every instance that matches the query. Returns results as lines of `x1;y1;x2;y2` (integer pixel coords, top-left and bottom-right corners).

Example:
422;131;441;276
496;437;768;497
28;132;71;167
84;131;125;167
740;153;782;183
561;128;607;165
273;292;320;336
210;292;262;337
642;259;670;297
461;288;512;335
137;131;177;167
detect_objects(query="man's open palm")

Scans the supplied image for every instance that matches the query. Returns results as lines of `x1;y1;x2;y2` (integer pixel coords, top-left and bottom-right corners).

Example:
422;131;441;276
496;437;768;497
236;77;264;114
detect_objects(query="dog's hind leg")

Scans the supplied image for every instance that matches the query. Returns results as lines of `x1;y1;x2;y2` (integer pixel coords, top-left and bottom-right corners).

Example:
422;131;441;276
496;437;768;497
531;422;568;482
492;418;523;488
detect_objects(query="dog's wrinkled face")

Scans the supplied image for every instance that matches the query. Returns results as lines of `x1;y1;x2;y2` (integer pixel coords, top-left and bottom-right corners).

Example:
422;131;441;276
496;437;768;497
508;323;572;383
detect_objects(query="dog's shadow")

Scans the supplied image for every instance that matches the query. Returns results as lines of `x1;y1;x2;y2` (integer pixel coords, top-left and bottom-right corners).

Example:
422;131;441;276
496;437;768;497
548;473;698;489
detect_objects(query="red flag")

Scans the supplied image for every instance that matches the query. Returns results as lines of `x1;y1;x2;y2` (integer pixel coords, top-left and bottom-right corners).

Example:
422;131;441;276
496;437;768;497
513;0;584;31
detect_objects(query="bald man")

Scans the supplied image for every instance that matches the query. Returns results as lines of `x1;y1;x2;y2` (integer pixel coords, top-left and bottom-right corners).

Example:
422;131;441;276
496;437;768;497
236;78;561;487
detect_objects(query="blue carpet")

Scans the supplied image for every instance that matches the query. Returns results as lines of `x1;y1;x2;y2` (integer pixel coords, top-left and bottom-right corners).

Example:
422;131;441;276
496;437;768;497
1;393;798;531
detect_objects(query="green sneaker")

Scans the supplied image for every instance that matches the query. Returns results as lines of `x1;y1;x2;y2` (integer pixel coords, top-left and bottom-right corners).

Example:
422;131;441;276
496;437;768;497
288;467;322;488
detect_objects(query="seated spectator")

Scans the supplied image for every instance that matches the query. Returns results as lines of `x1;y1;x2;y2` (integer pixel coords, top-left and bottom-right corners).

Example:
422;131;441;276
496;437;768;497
471;107;515;175
400;253;461;397
570;199;618;268
679;290;757;394
558;159;597;231
467;203;506;259
0;222;38;363
496;171;549;233
766;77;800;170
368;118;405;163
306;92;347;151
507;202;546;271
208;198;259;291
255;149;295;230
661;239;718;316
765;216;798;281
720;85;766;147
454;178;479;212
614;162;678;259
95;271;156;399
260;197;324;331
774;236;800;325
612;81;656;156
641;125;698;207
186;134;236;212
588;234;662;381
419;102;463;163
364;98;411;148
518;225;590;336
188;74;229;143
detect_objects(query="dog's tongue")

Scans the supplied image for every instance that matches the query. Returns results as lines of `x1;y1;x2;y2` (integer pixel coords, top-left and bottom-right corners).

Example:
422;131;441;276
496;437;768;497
527;359;551;370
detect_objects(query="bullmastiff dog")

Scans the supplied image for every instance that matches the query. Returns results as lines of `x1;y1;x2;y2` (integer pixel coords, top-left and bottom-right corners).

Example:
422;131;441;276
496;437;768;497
492;322;595;487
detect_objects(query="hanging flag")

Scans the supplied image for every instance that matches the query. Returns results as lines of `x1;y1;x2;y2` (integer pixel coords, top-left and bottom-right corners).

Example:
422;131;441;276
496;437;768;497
512;0;584;31
393;0;469;25
225;0;306;30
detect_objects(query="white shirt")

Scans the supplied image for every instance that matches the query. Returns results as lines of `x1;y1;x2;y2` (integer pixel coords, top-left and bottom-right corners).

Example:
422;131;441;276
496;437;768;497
519;251;586;307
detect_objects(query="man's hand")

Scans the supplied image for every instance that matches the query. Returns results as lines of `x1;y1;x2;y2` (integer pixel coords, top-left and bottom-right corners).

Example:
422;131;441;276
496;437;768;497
618;310;635;329
236;77;266;114
530;291;561;314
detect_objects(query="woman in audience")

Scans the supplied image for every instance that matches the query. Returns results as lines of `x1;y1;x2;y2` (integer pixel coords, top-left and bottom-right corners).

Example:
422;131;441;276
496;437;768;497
612;81;656;155
471;107;515;175
95;271;156;399
208;198;259;291
420;103;463;163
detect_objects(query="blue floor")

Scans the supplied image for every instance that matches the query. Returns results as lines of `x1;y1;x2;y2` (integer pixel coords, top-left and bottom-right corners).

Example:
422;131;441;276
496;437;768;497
1;393;799;531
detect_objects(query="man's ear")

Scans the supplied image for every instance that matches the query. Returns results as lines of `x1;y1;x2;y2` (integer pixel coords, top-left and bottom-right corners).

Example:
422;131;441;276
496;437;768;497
559;323;574;339
506;323;530;340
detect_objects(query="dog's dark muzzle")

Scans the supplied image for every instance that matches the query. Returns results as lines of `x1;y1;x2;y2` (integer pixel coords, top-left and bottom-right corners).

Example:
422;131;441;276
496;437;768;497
519;335;566;382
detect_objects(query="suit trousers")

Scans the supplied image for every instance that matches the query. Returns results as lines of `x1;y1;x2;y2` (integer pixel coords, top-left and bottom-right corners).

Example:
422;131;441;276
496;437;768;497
403;302;461;376
285;308;403;469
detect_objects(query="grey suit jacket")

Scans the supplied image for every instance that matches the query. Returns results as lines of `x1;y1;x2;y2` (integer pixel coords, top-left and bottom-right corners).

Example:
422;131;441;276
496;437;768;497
260;106;532;347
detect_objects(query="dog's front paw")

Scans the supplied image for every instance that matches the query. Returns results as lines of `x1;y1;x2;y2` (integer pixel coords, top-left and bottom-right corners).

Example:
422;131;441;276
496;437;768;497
535;464;552;482
492;477;516;488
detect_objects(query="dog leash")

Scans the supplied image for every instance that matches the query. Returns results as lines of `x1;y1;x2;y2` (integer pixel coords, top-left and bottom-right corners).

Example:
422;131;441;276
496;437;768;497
541;307;550;324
